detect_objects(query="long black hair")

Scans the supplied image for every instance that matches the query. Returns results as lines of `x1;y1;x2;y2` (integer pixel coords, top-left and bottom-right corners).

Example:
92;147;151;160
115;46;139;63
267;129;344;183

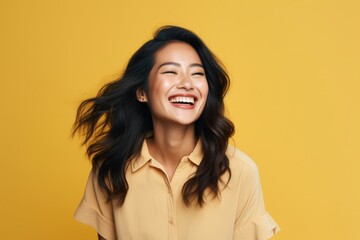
73;25;235;207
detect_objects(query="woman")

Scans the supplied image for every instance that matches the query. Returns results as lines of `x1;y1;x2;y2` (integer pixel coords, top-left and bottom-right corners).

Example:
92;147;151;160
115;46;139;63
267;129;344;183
73;26;280;240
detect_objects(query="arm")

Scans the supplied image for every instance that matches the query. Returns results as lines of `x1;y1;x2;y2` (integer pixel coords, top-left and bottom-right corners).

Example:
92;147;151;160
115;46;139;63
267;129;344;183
74;169;116;240
233;161;280;239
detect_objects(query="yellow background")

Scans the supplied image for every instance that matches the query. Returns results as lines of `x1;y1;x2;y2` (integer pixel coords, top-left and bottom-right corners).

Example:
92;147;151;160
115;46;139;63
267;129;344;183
1;0;359;239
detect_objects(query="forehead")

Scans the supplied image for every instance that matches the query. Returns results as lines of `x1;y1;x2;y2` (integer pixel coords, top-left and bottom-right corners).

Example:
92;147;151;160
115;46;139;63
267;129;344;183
154;41;202;64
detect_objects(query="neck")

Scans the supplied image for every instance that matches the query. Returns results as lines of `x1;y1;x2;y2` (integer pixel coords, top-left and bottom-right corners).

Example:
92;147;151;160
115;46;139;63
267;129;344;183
146;121;197;176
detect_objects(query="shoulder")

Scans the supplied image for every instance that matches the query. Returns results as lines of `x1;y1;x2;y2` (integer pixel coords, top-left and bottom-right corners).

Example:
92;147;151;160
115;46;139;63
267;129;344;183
225;145;260;185
226;145;259;172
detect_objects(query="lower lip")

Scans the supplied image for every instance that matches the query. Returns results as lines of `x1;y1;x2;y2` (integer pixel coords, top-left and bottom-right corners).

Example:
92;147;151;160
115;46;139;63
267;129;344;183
170;103;195;109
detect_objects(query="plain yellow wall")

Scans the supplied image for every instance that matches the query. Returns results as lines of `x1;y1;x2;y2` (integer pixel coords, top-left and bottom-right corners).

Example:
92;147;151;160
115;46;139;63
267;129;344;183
1;0;359;239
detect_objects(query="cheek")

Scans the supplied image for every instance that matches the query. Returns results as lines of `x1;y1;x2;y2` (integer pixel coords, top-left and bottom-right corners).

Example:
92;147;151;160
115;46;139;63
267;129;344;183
153;77;173;91
197;79;209;98
148;78;171;99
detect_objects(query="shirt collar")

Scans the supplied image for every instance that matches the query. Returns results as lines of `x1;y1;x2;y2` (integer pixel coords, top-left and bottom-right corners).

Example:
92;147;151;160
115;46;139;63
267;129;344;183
187;139;203;166
131;138;203;173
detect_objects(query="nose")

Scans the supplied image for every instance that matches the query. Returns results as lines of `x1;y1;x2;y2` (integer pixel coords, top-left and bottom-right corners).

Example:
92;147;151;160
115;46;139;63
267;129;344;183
176;74;194;90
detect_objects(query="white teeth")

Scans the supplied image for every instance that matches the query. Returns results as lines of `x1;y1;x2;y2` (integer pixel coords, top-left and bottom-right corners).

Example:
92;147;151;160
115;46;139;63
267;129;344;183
169;96;195;104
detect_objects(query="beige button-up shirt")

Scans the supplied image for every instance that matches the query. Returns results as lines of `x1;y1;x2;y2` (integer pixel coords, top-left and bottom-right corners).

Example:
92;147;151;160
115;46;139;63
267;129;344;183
75;139;280;240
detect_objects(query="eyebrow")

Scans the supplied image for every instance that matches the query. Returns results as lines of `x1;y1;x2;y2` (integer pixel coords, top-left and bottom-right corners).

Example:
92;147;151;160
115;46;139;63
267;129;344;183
157;62;204;70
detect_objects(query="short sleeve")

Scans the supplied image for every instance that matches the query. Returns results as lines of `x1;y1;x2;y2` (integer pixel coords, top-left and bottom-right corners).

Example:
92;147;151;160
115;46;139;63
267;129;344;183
233;163;280;240
74;169;116;240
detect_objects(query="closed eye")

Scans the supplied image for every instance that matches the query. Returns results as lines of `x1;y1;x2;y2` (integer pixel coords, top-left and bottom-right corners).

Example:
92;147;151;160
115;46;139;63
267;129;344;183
161;71;177;74
192;72;205;76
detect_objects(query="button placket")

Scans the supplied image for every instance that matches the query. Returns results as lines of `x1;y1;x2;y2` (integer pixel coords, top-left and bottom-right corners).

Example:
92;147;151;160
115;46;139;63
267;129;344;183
165;178;176;239
167;184;174;225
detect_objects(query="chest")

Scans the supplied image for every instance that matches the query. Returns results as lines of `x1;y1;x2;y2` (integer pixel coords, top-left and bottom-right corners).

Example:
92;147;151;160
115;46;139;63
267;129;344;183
112;160;238;240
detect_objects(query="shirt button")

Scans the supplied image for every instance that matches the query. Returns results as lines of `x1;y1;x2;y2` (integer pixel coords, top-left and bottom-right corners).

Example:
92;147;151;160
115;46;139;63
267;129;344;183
168;219;174;225
167;187;172;193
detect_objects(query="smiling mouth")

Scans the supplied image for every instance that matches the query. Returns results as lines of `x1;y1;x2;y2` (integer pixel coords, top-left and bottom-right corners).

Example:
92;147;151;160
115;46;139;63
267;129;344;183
169;96;195;105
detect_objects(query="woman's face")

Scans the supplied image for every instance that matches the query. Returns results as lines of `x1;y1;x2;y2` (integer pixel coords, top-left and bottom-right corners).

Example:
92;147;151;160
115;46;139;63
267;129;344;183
142;41;209;127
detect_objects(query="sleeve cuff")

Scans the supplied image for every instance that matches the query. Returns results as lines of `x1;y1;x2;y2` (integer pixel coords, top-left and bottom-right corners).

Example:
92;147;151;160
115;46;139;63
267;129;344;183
237;213;280;240
74;200;116;240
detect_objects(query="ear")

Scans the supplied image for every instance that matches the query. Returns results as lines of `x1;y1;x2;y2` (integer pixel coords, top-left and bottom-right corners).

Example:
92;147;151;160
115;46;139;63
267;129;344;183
136;88;148;102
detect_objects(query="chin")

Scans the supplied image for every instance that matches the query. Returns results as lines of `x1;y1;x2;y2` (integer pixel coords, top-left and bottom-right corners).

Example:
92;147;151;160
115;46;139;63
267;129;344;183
174;117;201;126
